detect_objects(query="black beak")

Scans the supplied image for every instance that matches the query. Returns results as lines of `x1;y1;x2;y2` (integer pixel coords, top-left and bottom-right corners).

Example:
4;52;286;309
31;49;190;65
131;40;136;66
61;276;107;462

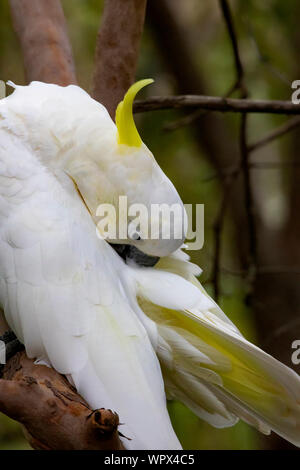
109;243;160;267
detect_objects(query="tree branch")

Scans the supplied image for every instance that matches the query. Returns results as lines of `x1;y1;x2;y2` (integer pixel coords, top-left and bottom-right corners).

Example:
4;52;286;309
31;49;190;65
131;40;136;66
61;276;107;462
134;94;300;115
240;114;257;273
162;0;246;132
248;116;300;153
0;352;124;450
211;171;239;301
219;0;247;98
9;0;77;85
211;0;249;301
92;0;147;118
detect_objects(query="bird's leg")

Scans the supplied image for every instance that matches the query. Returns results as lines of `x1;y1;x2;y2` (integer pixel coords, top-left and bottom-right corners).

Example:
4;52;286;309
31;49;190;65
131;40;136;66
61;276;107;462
0;330;24;377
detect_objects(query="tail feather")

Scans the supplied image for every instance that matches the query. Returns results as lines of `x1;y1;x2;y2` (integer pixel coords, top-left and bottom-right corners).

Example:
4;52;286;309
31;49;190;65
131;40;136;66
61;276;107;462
131;250;300;447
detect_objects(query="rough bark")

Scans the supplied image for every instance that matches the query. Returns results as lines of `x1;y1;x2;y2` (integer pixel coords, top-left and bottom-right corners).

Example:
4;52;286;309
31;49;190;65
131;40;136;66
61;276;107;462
0;351;124;450
9;0;77;85
92;0;147;118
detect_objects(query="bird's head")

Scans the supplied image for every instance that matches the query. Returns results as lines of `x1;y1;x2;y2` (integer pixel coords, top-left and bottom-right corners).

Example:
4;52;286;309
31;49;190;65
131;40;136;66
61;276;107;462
100;79;187;265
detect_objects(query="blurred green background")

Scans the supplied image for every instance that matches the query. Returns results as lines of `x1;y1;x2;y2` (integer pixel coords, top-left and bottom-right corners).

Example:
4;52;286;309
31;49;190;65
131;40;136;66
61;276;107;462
0;0;299;450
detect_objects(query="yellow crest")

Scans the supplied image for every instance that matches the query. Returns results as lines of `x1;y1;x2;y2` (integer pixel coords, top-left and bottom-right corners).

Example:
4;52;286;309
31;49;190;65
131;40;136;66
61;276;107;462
115;79;154;148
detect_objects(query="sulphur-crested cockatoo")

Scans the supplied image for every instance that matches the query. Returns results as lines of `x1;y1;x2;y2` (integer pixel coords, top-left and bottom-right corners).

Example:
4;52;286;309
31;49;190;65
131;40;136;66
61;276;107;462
0;80;186;450
0;80;300;448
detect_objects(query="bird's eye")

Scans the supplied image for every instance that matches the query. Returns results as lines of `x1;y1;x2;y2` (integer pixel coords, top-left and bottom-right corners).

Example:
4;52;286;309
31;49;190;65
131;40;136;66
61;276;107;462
128;222;141;241
129;232;141;241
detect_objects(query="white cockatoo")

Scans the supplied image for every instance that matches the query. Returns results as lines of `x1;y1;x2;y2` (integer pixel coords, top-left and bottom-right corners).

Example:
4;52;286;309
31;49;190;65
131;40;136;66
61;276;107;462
0;80;299;449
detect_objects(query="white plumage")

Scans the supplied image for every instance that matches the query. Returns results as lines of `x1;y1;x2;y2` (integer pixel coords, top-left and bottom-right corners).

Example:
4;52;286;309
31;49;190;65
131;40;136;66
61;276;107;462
0;81;300;449
128;251;300;445
0;116;180;449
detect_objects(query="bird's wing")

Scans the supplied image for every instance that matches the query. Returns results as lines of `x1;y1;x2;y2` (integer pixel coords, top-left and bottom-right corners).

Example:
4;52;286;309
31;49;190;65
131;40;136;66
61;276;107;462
0;129;181;450
128;249;300;446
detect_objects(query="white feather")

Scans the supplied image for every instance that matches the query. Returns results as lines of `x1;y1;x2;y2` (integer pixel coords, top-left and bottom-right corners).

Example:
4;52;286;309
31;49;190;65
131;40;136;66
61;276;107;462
0;128;181;450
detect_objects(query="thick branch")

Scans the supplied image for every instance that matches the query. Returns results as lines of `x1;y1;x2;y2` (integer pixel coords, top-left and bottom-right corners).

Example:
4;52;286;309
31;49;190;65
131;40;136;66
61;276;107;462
134;95;300;115
92;0;147;118
9;0;77;85
0;352;124;450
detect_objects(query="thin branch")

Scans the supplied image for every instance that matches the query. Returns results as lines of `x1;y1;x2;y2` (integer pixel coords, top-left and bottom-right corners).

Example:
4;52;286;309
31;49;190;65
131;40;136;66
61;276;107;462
162;0;243;133
134;95;300;115
240;114;257;274
246;19;291;87
248;116;300;152
219;1;257;286
219;0;247;98
9;0;77;85
264;318;300;346
200;166;238;183
147;0;255;270
92;0;147;118
211;0;249;301
211;170;240;301
163;109;205;132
